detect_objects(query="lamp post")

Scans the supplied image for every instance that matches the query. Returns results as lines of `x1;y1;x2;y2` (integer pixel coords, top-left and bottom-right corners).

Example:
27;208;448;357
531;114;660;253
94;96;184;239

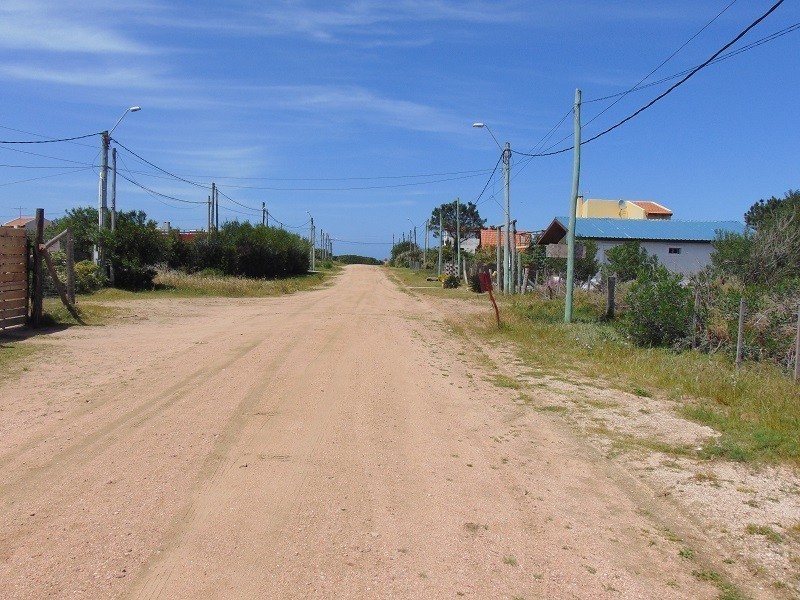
95;106;141;265
473;122;511;294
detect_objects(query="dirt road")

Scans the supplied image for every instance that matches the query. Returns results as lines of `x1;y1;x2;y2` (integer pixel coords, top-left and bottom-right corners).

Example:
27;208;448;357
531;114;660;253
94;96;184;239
0;265;755;598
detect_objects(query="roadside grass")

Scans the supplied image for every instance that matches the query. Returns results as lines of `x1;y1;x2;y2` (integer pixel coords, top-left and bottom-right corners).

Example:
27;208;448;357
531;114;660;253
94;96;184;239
39;266;339;328
153;266;337;297
0;339;39;383
387;267;479;301
397;271;800;465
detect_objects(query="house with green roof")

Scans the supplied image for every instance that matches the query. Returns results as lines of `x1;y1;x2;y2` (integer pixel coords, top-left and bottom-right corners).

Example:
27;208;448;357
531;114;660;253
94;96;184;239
538;217;746;276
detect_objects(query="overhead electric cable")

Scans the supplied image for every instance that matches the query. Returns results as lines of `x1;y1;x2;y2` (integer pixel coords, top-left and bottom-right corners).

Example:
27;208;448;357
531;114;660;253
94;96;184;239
584;21;800;104
0;167;93;188
582;0;739;129
115;170;207;204
111;138;208;189
0;132;102;144
515;0;787;159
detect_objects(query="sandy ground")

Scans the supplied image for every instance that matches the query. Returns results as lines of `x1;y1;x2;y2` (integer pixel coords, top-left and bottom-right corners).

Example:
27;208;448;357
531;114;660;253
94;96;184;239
0;265;795;599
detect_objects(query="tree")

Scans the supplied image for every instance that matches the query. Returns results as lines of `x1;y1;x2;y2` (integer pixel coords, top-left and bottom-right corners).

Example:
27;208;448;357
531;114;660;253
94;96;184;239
429;200;485;243
744;189;800;229
574;239;600;285
45;207;99;262
625;265;693;347
604;241;657;282
714;189;800;286
100;210;168;289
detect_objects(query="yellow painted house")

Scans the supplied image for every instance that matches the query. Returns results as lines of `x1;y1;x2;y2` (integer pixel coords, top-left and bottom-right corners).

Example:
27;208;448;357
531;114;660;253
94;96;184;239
576;197;672;220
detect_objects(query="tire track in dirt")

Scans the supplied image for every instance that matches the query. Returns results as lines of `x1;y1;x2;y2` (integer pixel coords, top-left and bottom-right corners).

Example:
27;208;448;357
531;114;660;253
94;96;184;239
127;281;373;599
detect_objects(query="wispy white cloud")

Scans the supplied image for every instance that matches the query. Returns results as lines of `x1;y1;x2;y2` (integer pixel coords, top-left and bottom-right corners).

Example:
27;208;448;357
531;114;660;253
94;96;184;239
0;64;172;88
0;0;156;54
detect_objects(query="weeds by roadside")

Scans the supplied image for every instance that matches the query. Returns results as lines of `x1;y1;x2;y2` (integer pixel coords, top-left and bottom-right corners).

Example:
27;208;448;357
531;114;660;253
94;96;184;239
393;267;800;464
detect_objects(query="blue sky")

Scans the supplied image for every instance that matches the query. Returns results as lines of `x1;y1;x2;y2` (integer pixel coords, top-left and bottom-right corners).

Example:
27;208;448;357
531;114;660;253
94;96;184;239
1;0;798;258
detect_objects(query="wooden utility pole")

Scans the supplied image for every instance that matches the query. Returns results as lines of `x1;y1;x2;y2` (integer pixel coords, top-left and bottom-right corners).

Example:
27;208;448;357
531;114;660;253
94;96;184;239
564;89;582;323
31;209;44;327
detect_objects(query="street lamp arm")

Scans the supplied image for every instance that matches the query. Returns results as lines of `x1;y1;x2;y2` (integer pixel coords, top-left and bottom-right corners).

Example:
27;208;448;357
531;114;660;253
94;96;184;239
472;122;502;151
109;106;141;136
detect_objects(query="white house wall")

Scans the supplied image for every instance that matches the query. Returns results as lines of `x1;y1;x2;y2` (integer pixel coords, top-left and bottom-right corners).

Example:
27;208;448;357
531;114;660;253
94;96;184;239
595;241;713;276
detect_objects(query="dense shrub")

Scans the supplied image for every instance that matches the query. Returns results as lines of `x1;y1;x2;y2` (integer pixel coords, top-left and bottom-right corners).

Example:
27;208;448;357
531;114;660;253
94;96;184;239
442;275;460;289
624;266;693;347
100;211;168;290
336;255;382;265
74;260;107;293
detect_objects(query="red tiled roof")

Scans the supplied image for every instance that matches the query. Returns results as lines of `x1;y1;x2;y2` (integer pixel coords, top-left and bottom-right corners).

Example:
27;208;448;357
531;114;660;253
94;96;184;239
2;217;35;227
631;201;672;216
479;228;532;250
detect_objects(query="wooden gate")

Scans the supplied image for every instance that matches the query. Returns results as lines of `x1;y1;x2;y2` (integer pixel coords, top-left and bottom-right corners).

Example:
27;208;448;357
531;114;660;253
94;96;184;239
0;227;29;330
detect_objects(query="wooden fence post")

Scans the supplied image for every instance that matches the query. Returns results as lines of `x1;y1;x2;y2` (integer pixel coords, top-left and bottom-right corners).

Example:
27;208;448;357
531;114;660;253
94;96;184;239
692;287;702;350
735;298;746;371
31;209;44;328
66;229;75;304
605;276;616;320
794;305;800;383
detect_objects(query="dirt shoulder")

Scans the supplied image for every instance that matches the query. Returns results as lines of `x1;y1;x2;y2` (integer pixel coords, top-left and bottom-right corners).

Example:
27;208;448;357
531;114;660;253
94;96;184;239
0;265;779;598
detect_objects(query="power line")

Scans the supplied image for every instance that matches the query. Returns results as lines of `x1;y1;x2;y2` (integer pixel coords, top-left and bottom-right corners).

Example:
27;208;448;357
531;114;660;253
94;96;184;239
207;168;492;182
331;238;393;246
0;167;93;188
584;20;800;104
582;0;739;130
115;170;207;204
111;138;208;189
0;132;102;144
515;0;788;159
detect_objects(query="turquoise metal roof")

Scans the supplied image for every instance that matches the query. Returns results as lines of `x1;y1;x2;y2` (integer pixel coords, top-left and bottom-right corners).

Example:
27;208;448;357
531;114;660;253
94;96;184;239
552;218;746;242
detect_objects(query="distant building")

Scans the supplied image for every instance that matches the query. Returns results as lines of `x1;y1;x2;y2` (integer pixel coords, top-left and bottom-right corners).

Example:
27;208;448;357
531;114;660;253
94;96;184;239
479;227;532;250
538;217;745;276
3;216;52;231
576;197;673;220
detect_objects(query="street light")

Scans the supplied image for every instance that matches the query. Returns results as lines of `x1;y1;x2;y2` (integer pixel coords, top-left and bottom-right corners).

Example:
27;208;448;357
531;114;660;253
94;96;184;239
95;106;141;265
473;122;512;294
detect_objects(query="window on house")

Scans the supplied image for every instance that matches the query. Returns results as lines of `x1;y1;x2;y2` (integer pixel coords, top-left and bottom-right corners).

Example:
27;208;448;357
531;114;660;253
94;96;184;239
668;247;682;254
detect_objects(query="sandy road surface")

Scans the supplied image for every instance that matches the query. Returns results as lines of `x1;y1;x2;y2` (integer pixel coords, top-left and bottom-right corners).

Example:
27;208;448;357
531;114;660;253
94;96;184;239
0;265;736;598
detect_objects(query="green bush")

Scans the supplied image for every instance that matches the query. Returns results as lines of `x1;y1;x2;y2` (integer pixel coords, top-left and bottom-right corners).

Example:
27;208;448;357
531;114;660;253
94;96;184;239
74;260;107;293
442;275;460;289
624;266;693;347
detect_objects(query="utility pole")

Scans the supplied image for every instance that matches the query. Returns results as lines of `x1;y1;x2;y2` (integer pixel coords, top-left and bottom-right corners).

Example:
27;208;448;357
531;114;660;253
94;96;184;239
565;88;582;323
210;183;216;232
308;215;315;271
496;225;503;291
215;185;219;231
456;198;461;276
94;130;110;264
424;219;429;269
438;211;443;276
111;148;118;232
511;220;517;293
502;142;511;295
262;202;266;226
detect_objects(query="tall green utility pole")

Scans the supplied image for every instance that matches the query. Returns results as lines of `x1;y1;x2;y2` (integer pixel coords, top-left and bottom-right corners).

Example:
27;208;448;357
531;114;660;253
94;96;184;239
565;88;582;323
438;212;443;276
455;198;461;277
